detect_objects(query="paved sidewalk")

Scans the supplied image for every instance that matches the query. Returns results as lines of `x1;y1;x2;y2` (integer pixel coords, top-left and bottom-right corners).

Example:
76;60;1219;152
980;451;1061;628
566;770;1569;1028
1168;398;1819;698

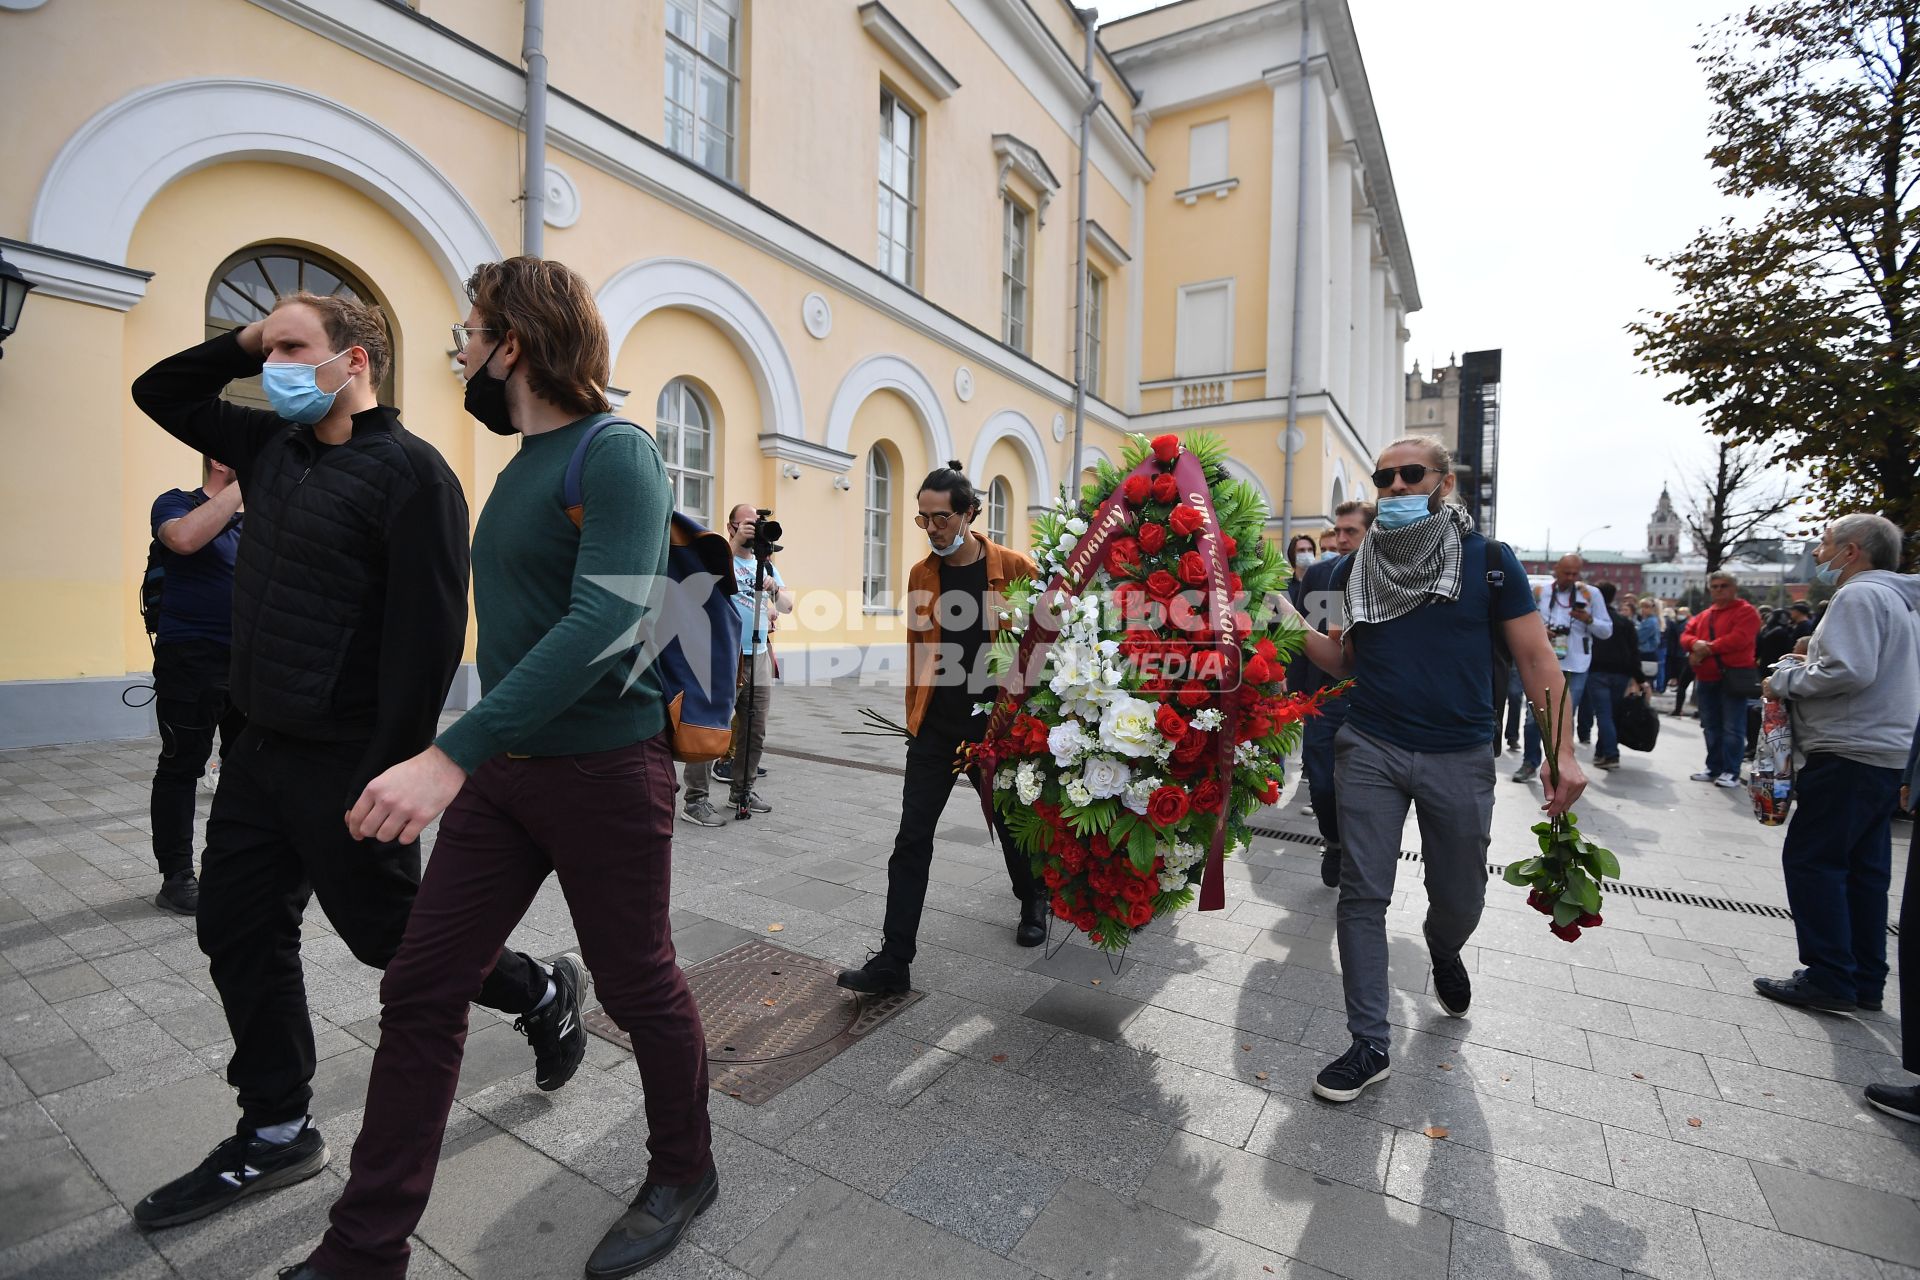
1;680;1914;1279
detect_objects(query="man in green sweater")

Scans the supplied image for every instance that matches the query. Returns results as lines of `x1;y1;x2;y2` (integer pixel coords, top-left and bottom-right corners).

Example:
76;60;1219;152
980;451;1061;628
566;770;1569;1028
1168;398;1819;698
290;257;715;1280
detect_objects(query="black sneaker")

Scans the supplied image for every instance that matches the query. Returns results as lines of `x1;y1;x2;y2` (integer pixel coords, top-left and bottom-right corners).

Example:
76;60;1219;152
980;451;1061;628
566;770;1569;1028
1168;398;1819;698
277;1266;336;1279
1432;951;1471;1018
585;1166;719;1279
1313;1038;1391;1103
836;953;910;996
1319;843;1342;889
712;760;767;783
1752;972;1855;1013
515;953;590;1092
155;871;199;916
133;1122;328;1229
1865;1083;1920;1125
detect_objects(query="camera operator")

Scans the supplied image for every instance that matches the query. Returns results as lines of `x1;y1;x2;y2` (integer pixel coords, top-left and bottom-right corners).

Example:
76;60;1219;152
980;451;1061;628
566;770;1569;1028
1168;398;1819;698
682;503;792;826
1513;554;1611;783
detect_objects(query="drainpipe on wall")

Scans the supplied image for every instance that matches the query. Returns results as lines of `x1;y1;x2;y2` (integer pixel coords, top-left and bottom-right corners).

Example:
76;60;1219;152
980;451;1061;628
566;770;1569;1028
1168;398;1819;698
522;0;549;257
1068;5;1098;498
1279;1;1310;548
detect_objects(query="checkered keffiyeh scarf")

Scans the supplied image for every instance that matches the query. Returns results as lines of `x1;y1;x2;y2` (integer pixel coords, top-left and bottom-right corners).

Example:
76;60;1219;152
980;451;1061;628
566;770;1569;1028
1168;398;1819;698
1344;504;1477;628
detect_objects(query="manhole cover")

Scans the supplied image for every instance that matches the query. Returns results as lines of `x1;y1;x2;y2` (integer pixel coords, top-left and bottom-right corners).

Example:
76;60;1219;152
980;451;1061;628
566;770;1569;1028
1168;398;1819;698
582;940;920;1104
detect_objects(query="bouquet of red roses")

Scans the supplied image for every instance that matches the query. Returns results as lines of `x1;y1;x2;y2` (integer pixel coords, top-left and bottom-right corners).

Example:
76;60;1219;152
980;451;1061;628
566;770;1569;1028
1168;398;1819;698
965;432;1346;951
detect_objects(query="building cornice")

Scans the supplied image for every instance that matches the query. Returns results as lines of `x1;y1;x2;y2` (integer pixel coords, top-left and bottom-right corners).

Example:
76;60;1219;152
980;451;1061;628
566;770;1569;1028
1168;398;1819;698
859;2;960;101
1086;218;1130;265
758;434;857;473
0;236;152;310
993;132;1061;224
1108;2;1295;64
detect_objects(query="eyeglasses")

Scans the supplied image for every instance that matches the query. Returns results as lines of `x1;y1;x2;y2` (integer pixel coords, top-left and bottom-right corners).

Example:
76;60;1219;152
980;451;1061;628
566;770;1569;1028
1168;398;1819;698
450;325;496;354
914;511;961;529
1371;463;1439;488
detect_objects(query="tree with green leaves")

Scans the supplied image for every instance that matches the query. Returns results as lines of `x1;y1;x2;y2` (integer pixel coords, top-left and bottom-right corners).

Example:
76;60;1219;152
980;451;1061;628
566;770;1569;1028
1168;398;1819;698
1630;0;1918;567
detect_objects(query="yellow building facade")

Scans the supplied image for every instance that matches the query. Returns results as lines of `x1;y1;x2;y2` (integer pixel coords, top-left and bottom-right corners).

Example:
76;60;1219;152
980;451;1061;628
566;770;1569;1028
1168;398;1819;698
0;0;1417;746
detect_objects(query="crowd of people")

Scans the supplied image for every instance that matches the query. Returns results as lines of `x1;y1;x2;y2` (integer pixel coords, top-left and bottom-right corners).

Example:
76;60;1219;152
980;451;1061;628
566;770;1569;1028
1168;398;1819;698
125;250;1916;1276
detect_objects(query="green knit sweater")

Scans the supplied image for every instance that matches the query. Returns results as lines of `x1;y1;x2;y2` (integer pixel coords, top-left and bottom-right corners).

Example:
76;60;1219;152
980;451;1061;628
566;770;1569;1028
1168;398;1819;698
436;415;670;770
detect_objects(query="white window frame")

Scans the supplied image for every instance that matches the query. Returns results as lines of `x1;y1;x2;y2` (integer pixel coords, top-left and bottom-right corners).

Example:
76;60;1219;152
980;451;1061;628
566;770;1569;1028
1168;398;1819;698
664;0;740;182
863;445;893;609
1174;279;1235;378
1002;197;1031;353
1187;119;1229;189
878;88;919;287
986;477;1010;546
1083;267;1106;398
655;378;715;524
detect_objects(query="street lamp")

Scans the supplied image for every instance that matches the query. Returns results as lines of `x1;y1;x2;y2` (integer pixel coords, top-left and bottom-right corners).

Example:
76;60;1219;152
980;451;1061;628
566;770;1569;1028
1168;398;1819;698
0;250;33;360
1574;523;1611;551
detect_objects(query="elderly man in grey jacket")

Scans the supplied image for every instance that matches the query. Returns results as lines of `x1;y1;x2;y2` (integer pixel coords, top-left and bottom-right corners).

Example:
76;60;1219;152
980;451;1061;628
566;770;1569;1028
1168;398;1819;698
1754;514;1920;1014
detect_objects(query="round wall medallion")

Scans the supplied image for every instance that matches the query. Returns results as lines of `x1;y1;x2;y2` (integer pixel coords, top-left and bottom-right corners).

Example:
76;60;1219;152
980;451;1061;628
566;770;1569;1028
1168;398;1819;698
0;0;51;10
802;293;833;339
1052;413;1067;443
541;166;581;229
954;366;975;402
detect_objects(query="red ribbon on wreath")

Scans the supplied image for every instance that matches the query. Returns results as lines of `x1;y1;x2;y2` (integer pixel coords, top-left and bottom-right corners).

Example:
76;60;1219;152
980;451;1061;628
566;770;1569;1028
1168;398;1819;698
971;443;1241;912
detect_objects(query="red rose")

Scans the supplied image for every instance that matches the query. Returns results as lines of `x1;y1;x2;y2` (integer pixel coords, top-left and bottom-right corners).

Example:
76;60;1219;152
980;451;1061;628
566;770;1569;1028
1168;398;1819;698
1051;892;1074;918
1043;865;1065;890
1234;611;1256;638
1259;776;1281;805
1179;550;1209;585
1138;522;1167;554
1526;890;1554;916
1107;536;1142;574
1120;878;1151;905
1126;899;1155;927
1242;654;1276;685
1229;573;1243;594
1550;922;1583;943
1074;909;1098;932
1145;570;1180;601
1155;703;1188;740
1147;784;1190;827
1169;504;1204;537
1173;728;1210;763
1088;833;1112;861
1191;778;1224;813
1151;473;1180;504
1255;637;1279;663
1576;911;1604;928
1178;680;1211;708
1219;533;1238;557
1123;474;1151;506
1151;434;1181;463
1114;582;1149;622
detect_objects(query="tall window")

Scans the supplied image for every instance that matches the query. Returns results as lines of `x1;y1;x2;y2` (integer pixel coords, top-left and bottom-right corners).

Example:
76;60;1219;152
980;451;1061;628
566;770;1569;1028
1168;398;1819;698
1175;280;1234;377
1188;119;1228;188
1002;199;1031;352
878;89;919;286
986;477;1010;546
1083;269;1106;397
205;245;392;409
665;0;739;181
655;379;714;523
863;446;893;608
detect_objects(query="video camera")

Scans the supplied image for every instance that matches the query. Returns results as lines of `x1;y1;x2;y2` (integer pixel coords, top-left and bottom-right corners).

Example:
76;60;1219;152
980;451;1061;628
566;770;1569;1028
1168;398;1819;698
748;508;783;561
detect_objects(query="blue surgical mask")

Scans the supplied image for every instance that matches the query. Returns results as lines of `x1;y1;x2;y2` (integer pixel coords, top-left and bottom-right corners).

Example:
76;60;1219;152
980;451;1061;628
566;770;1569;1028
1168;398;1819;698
929;532;968;557
1814;556;1843;586
1318;550;1339;563
261;350;350;425
1374;493;1435;531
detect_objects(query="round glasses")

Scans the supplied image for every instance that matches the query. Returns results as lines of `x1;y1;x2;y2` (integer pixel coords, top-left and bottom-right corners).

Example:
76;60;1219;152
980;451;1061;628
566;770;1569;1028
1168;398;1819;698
914;511;962;530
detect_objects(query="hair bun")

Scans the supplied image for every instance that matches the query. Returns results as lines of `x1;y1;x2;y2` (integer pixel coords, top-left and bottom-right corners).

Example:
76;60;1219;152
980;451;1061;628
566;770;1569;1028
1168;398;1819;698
947;460;964;472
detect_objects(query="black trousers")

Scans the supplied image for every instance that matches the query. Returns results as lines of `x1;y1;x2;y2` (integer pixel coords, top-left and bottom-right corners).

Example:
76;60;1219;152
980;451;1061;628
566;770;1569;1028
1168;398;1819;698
200;724;547;1130
881;720;1037;964
1901;821;1916;1074
151;640;247;878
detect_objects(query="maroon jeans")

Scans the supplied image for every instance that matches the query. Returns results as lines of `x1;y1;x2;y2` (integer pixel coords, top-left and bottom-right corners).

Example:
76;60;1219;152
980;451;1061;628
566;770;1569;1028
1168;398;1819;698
310;734;712;1278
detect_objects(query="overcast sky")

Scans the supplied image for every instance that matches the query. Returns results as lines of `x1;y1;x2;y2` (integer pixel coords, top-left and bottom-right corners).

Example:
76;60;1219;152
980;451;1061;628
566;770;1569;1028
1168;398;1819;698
1102;0;1752;556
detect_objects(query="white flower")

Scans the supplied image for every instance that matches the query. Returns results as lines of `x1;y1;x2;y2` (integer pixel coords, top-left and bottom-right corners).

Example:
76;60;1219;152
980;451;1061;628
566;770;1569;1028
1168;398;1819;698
1158;869;1189;893
1080;755;1131;799
1096;695;1159;759
994;766;1014;791
1066;516;1088;536
1065;780;1093;807
1235;742;1261;766
1191;708;1224;731
1048;720;1092;768
973;701;997;718
1165;839;1204;872
1122;774;1161;814
1058;533;1079;554
1152;736;1176;766
1014;760;1043;806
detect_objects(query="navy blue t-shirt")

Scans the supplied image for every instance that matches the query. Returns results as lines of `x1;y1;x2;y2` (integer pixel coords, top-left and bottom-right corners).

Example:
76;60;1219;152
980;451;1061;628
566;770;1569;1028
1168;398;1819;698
150;488;241;646
1343;534;1535;753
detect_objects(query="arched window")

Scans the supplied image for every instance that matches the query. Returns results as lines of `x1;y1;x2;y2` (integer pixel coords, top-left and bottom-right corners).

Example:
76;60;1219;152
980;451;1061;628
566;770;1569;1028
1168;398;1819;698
655;378;714;523
1330;476;1346;511
205;245;392;410
986;476;1010;546
863;445;892;609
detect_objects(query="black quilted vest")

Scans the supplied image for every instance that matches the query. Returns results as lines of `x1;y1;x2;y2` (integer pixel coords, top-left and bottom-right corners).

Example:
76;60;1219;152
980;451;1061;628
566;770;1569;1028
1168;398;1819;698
228;408;451;740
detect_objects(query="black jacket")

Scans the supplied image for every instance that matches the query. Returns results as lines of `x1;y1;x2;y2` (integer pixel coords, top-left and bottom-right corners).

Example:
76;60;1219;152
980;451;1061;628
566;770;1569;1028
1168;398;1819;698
1592;608;1642;677
132;332;470;800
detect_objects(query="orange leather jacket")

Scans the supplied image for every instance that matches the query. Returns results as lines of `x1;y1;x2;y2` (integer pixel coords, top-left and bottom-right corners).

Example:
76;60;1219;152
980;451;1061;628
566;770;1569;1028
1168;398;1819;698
903;532;1039;736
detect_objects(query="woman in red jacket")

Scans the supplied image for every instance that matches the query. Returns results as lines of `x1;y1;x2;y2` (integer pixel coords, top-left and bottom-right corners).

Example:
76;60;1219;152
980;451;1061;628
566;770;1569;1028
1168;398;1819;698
1679;572;1762;787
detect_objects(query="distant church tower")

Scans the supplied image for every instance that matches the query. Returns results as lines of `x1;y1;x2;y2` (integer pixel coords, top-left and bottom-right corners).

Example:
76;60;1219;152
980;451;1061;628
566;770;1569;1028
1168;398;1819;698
1647;485;1682;560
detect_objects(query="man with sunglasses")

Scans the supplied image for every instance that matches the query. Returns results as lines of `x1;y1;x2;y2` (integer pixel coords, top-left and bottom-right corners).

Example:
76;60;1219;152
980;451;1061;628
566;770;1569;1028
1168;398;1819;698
1280;437;1581;1104
1514;555;1612;783
682;502;792;826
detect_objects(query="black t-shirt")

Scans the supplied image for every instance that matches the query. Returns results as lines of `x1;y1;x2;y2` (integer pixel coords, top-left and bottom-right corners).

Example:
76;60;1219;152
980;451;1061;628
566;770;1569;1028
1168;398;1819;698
927;555;991;737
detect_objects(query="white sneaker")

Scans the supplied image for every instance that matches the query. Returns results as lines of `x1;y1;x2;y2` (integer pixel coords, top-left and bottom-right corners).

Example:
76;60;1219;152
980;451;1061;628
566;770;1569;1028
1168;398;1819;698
1690;770;1717;782
1714;773;1742;788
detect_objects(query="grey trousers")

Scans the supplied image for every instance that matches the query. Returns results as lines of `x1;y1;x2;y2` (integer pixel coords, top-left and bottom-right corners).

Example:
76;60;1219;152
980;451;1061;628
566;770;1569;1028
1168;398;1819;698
685;649;773;806
1332;724;1496;1050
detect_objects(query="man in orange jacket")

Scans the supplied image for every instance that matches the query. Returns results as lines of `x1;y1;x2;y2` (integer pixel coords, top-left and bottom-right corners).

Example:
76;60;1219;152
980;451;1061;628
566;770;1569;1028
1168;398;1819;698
838;463;1042;995
1679;571;1762;787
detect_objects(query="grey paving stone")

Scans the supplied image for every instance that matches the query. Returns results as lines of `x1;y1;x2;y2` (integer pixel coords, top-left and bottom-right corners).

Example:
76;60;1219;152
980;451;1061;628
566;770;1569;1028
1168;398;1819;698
671;918;765;967
0;1145;115;1250
1021;1031;1269;1148
1012;1174;1338;1280
460;1061;645;1193
781;1093;949;1198
727;1177;1037;1280
1740;1024;1907;1088
79;1017;189;1072
1110;968;1317;1043
1244;1090;1397;1192
0;1004;80;1056
412;1121;627;1279
0;1205;171;1279
1349;1071;1612;1183
1446;1218;1626;1280
60;1069;235;1206
1585;1028;1719;1096
912;947;1057;1013
683;1127;819;1255
1385;1131;1709;1280
1696;1210;1900;1280
1657;1090;1920;1199
1628;1004;1756;1061
887;990;1061;1067
1138;1131;1450;1280
1706;1054;1892;1129
707;1071;850;1148
817;1028;961;1107
23;962;111;1005
1022;982;1146;1043
885;1133;1065;1253
7;1037;112;1095
1602;1124;1775;1227
1024;939;1138;986
1752;1162;1920;1267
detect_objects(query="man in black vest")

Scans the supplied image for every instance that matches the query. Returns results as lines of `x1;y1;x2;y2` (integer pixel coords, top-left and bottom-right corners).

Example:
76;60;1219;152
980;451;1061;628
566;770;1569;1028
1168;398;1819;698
147;456;245;915
127;294;573;1231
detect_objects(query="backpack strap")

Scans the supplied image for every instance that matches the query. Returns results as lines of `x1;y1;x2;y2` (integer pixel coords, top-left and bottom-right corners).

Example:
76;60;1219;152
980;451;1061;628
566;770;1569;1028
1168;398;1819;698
562;415;638;530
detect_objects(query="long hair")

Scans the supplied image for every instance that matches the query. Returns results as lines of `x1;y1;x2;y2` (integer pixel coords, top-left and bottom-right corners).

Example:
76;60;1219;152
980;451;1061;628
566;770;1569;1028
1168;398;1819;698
918;460;981;519
464;256;611;415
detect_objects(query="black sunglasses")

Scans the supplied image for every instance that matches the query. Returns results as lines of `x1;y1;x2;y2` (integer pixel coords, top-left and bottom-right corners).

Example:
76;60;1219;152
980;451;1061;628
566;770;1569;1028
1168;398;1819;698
1372;463;1439;488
